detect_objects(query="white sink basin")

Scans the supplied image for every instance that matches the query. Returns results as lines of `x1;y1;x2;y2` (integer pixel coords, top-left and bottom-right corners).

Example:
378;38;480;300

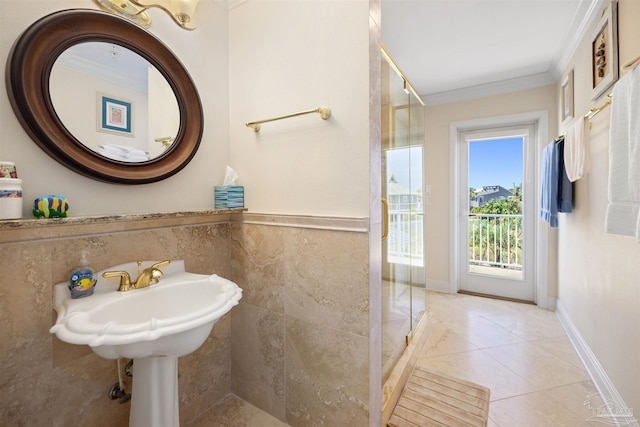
50;260;242;427
50;260;242;359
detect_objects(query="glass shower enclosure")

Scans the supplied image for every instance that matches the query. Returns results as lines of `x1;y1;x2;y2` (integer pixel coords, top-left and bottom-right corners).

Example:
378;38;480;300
381;48;426;382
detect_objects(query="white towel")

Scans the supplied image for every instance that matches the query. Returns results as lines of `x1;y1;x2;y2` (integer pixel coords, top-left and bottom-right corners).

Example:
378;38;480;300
605;66;640;241
99;149;149;163
100;144;128;156
564;116;591;182
99;144;150;161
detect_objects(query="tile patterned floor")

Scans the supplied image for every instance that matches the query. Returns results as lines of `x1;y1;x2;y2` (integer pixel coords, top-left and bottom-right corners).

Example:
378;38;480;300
190;394;287;427
383;280;426;382
193;291;603;426
419;291;604;427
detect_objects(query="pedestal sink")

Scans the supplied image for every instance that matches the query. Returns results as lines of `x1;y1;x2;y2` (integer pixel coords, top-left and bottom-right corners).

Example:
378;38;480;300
50;260;242;427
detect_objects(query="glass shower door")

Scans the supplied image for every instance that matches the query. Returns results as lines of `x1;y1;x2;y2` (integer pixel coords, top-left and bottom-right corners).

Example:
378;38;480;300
381;51;425;382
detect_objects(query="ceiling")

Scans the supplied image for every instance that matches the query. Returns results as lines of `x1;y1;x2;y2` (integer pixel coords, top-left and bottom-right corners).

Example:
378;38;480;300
381;0;605;105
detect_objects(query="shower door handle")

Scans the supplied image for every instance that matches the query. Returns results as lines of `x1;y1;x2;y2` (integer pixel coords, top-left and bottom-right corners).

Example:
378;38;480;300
381;198;389;241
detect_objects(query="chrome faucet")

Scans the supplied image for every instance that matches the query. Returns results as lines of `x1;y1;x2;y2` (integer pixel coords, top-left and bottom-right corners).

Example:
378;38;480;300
102;260;171;292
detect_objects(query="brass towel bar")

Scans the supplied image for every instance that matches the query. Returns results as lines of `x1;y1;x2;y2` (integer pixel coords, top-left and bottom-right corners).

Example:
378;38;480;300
560;56;640;133
246;107;331;132
623;55;640;71
583;55;640;125
584;93;612;123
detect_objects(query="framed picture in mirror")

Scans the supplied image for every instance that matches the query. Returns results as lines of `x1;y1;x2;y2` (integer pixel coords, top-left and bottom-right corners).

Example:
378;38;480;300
590;0;618;100
98;93;134;136
562;69;574;123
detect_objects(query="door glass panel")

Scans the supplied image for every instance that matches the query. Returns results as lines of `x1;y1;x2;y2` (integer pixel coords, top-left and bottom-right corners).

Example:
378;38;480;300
468;137;524;280
458;125;535;302
381;55;425;382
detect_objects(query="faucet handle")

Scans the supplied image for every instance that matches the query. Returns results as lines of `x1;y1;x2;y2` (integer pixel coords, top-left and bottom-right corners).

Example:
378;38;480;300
145;260;170;286
151;260;171;270
102;271;133;292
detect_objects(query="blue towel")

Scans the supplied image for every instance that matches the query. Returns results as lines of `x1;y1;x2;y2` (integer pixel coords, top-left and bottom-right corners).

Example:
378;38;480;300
540;142;559;227
557;138;573;213
540;138;573;227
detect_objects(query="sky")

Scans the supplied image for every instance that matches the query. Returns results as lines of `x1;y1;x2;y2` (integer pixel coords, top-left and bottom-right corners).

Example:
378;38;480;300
385;138;523;193
468;137;523;190
386;146;423;191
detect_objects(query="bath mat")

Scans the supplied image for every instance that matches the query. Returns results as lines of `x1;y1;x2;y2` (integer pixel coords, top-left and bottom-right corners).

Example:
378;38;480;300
388;367;490;427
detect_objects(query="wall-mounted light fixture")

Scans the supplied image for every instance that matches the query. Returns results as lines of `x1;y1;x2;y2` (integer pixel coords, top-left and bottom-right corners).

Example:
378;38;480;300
93;0;201;30
155;136;175;149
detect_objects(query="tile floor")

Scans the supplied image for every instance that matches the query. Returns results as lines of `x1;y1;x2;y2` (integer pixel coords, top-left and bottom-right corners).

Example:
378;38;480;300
192;291;604;426
383;280;426;382
190;394;287;427
419;291;604;427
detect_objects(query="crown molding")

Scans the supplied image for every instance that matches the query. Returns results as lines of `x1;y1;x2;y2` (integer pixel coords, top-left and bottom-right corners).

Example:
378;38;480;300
423;72;556;107
56;52;148;93
552;0;606;81
228;0;248;10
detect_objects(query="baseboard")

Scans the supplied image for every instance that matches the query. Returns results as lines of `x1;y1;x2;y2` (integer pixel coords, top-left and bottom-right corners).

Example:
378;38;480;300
458;290;535;305
556;301;639;427
425;279;450;293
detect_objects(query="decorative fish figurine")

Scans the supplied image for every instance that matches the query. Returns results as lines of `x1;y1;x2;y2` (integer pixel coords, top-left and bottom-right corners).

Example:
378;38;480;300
33;195;70;218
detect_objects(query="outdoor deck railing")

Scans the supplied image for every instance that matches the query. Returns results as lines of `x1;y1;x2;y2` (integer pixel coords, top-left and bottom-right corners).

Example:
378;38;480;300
468;213;522;270
386;211;522;271
387;210;424;267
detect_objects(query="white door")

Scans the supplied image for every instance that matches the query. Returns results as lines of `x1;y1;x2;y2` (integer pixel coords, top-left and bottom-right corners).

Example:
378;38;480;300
458;125;535;302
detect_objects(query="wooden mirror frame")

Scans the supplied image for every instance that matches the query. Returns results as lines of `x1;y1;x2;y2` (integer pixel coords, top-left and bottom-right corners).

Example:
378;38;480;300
5;9;203;184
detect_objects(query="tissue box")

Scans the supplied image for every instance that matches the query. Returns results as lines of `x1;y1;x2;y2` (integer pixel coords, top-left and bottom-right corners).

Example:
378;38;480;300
215;186;244;209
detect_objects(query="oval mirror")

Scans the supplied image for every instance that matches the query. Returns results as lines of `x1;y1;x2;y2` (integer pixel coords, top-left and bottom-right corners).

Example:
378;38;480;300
6;9;203;184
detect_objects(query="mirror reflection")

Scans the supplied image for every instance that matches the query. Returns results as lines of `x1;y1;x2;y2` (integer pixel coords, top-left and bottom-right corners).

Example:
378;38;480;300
50;42;179;163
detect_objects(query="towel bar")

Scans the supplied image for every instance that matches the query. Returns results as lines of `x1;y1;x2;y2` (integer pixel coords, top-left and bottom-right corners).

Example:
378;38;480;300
622;55;640;71
246;107;331;132
584;93;612;123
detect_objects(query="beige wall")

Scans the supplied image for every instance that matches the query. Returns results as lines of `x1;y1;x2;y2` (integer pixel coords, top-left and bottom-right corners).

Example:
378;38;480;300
424;85;558;290
228;2;379;424
1;2;379;426
231;215;370;425
556;0;640;413
0;213;372;427
0;214;235;425
0;0;230;216
0;0;371;216
228;0;372;218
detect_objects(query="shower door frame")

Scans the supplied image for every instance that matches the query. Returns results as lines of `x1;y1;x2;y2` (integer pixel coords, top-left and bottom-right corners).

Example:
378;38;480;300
381;50;426;382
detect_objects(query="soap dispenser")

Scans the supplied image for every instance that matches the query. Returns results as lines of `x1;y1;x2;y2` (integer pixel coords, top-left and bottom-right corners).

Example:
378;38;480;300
69;250;96;299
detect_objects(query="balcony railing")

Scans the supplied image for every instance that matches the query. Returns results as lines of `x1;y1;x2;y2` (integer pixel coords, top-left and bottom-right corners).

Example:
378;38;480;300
387;210;424;267
468;213;522;270
385;211;523;272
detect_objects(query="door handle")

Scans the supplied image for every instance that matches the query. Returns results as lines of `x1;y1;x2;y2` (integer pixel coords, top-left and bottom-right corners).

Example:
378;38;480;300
382;198;389;241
